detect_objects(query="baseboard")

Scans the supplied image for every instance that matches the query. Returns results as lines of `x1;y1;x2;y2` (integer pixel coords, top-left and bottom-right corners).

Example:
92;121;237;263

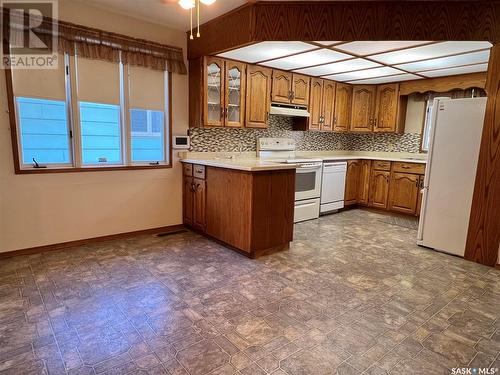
0;224;185;259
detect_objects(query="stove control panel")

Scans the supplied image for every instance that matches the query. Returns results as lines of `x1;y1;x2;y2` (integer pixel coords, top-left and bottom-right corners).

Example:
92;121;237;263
257;138;295;151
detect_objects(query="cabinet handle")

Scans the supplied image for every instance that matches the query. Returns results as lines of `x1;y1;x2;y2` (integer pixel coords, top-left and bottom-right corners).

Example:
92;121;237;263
334;116;337;125
415;179;419;187
402;165;410;169
191;182;196;192
266;111;270;122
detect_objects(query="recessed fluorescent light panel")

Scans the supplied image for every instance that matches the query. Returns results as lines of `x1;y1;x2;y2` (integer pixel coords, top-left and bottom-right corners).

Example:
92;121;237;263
217;41;490;81
294;58;380;76
420;63;488;78
217;41;314;63
347;73;421;85
325;66;402;82
335;41;430;56
395;50;490;72
261;49;352;70
370;41;492;65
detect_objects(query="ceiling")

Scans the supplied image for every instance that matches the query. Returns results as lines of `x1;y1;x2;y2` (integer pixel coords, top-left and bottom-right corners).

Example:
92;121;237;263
217;41;492;84
72;0;256;31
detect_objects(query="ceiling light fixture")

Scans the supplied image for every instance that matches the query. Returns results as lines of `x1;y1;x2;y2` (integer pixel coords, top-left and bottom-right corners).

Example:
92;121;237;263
178;0;216;39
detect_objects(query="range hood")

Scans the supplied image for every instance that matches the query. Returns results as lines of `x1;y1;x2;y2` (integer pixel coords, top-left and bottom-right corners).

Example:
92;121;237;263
270;102;310;118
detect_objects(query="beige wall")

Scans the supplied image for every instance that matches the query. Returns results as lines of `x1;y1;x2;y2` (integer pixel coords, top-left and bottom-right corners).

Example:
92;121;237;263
404;94;425;134
0;1;188;252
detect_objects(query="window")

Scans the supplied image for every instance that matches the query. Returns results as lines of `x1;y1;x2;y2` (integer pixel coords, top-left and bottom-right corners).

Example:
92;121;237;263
130;109;165;162
11;53;72;166
80;102;122;164
9;53;171;172
16;97;71;165
128;66;168;164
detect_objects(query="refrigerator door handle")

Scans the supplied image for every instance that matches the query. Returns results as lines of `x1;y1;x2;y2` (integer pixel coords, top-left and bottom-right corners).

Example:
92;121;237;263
417;186;429;242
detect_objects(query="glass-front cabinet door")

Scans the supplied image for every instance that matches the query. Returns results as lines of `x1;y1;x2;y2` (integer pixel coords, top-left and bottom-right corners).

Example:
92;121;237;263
204;57;224;127
225;61;245;127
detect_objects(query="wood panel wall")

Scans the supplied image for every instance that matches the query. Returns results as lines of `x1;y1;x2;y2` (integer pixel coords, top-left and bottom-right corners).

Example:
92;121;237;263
188;1;500;58
465;44;500;266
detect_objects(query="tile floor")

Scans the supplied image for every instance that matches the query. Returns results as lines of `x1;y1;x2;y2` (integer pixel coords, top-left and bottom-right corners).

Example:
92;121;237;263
0;209;499;375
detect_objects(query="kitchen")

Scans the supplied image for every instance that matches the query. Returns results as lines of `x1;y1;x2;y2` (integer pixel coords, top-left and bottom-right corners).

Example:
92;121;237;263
0;1;499;374
180;40;489;260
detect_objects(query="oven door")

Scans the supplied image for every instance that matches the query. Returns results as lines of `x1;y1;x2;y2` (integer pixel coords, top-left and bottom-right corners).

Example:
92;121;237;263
295;163;322;201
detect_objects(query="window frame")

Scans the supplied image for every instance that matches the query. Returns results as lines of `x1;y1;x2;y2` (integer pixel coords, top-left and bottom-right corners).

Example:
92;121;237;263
5;55;173;174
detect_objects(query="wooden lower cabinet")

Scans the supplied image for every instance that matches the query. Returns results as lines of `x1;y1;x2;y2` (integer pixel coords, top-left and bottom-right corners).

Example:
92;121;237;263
193;178;206;230
344;160;360;206
182;163;295;257
183;167;206;231
388;172;420;215
357;160;371;205
369;170;390;209
183;176;194;225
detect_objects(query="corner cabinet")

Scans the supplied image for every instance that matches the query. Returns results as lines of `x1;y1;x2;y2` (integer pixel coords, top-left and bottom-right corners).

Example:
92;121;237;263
246;65;272;128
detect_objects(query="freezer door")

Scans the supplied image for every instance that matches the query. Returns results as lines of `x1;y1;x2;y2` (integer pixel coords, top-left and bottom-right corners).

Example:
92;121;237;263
418;98;487;256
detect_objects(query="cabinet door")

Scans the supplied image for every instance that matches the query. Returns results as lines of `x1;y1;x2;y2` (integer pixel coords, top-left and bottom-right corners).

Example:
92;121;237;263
416;175;424;217
203;57;225;127
225;61;246;127
370;170;390;209
183;175;194;225
271;70;292;104
334;83;352;132
388;172;420;214
321;80;336;131
351;85;376;132
345;160;360;205
374;83;399;132
357;160;371;205
246;65;272;128
308;78;323;131
291;74;310;106
193;178;206;230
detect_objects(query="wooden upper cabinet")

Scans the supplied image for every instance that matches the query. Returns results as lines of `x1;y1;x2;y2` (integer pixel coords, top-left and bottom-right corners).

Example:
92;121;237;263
351;85;376;132
224;61;246;127
388;172;420;215
345;160;360;205
370;169;390;209
322;80;336;131
308;78;323;131
374;83;405;133
203;56;225;127
334;83;352;132
291;74;310;106
246;65;272;128
271;70;292;104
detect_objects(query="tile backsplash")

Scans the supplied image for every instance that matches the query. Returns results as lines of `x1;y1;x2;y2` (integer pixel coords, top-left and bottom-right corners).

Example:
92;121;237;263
188;115;422;153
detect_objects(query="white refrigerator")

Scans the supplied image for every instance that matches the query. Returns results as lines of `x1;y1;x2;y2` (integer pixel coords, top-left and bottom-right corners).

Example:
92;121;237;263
417;97;487;256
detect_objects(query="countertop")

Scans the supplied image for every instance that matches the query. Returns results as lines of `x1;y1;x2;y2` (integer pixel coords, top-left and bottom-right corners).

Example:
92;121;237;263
180;151;427;171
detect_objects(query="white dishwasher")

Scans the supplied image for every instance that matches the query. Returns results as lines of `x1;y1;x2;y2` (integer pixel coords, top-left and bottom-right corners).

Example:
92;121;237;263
320;161;347;214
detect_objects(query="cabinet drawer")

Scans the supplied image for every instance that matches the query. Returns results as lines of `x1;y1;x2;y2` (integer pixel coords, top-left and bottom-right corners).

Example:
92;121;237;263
372;160;391;171
183;163;193;176
193;165;206;179
393;162;425;174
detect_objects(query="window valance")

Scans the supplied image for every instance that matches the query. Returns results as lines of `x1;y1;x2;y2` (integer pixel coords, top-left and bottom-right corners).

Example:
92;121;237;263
3;9;187;74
